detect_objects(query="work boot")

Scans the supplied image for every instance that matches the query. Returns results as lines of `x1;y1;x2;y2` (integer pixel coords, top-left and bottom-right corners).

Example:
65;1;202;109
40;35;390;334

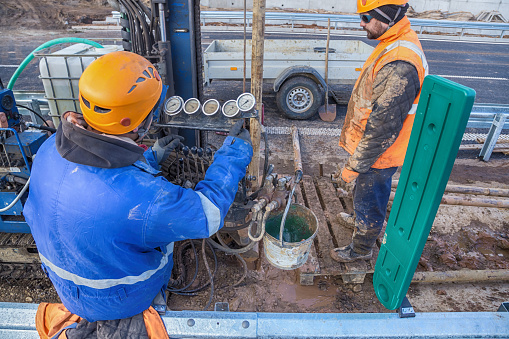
337;212;355;230
330;243;372;263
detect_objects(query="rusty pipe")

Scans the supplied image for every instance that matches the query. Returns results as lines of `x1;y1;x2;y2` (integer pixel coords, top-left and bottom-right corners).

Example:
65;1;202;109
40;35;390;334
389;192;509;208
291;125;303;183
392;180;509;197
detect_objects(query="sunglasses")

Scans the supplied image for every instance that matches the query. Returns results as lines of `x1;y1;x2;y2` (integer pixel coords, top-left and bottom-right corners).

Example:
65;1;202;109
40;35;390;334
360;14;373;23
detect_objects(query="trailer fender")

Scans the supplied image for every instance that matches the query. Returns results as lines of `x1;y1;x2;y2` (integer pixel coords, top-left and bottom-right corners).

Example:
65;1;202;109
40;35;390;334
273;66;325;92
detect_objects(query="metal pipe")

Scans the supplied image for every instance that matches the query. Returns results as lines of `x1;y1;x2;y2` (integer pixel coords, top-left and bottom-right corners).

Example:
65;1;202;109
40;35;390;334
158;3;167;42
392;180;509;197
412;269;509;284
0;177;30;212
291;125;303;177
389;192;509;208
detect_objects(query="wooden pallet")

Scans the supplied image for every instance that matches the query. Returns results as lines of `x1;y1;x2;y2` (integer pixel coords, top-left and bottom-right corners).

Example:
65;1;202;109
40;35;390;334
295;175;379;286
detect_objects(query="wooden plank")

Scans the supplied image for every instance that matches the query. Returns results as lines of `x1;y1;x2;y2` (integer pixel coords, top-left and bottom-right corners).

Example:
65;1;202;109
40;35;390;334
316;177;352;247
301;175;337;273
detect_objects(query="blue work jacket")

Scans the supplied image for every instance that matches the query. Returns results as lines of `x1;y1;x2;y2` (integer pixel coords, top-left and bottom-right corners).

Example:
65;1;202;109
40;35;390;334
24;134;252;321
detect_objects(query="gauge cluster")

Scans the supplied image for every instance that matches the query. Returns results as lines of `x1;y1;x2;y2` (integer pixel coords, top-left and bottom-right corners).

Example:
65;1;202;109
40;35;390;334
158;92;257;131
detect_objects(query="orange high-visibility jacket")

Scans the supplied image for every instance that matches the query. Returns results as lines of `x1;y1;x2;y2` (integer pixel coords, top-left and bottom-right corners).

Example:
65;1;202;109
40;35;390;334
339;16;428;170
36;303;169;339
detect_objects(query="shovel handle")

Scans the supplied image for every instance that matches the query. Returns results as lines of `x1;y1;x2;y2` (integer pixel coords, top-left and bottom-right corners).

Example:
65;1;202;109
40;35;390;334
325;18;331;85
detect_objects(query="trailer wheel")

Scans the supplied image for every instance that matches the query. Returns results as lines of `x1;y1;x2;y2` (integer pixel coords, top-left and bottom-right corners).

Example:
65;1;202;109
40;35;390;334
276;76;322;120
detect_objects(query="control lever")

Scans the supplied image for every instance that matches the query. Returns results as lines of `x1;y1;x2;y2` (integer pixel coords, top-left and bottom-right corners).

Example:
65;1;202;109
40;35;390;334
190;146;200;181
182;146;192;182
197;147;206;179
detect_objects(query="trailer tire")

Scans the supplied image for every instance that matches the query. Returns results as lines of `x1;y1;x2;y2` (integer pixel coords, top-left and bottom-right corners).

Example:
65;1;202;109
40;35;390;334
276;76;322;120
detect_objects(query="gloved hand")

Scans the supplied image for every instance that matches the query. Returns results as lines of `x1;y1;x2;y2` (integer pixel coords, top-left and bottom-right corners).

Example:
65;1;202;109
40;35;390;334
153;134;184;164
228;119;252;146
332;165;357;197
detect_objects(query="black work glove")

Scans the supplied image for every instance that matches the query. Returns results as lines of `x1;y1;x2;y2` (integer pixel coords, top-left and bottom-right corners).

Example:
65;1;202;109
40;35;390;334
153;134;185;164
228;119;252;146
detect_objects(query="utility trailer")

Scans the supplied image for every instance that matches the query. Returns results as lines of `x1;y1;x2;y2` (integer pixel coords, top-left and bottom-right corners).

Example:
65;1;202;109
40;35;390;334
203;39;374;119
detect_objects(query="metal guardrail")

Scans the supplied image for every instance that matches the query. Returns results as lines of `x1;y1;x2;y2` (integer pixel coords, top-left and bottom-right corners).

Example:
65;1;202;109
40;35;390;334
201;11;509;38
1;302;509;339
468;104;509;129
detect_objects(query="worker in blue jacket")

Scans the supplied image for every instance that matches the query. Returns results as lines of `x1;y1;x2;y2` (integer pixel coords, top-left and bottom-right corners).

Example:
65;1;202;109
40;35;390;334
24;51;253;335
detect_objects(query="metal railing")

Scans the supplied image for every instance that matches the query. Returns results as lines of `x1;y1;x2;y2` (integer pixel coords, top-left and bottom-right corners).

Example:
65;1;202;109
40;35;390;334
1;302;509;339
200;11;509;38
468;104;509;129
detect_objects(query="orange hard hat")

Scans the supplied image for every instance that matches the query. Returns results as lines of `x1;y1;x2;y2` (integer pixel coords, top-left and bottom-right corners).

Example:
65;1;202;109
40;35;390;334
357;0;407;13
79;51;162;135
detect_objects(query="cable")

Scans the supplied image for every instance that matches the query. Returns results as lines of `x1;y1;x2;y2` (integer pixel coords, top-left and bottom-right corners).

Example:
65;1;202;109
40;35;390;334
232;253;248;287
167;240;196;290
0;177;30;212
173;240;217;295
207;232;257;254
15;104;50;127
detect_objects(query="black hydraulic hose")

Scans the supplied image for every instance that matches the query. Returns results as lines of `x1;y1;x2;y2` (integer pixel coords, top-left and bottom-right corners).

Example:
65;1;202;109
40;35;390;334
173;240;217;294
167;240;192;288
120;0;142;54
167;240;199;292
207;232;257;255
128;0;153;53
16;104;50;127
218;222;250;232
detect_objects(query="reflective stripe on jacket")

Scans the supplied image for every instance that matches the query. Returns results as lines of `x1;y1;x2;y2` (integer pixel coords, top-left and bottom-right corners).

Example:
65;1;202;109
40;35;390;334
24;134;252;322
339;16;428;169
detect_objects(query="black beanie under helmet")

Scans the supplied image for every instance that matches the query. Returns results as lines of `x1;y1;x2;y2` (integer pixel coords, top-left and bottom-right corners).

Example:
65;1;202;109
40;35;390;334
369;3;409;27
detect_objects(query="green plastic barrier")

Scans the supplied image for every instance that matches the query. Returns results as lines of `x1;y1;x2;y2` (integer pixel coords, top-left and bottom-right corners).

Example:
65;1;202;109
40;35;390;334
373;75;476;310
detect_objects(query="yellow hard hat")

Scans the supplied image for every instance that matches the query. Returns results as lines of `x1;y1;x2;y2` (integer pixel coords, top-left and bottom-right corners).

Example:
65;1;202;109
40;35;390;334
357;0;407;13
79;51;162;135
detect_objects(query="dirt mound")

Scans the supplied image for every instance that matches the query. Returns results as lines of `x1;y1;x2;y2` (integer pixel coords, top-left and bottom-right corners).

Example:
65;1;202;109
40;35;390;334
0;0;112;29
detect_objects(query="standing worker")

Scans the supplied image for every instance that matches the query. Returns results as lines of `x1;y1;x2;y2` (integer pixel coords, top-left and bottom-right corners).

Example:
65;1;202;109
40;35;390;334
24;51;253;337
331;0;428;262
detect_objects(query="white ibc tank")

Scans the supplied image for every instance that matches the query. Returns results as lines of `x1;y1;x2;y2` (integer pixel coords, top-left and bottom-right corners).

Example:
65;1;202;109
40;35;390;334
38;44;123;127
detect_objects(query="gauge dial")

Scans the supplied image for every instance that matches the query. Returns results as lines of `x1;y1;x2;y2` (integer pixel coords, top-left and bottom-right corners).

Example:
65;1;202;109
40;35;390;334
236;92;256;112
222;100;239;118
202;99;220;116
164;96;184;116
183;98;201;115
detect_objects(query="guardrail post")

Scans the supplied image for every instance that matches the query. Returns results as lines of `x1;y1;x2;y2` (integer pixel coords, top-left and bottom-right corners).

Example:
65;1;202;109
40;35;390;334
479;113;507;161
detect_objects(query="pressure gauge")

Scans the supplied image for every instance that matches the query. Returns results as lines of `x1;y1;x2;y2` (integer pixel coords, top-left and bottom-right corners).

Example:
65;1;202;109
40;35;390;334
236;92;256;112
164;96;184;116
202;99;220;116
183;98;201;115
222;100;240;118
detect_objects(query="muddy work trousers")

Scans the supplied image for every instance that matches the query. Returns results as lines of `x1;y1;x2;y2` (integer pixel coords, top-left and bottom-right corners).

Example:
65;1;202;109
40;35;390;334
352;167;398;255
